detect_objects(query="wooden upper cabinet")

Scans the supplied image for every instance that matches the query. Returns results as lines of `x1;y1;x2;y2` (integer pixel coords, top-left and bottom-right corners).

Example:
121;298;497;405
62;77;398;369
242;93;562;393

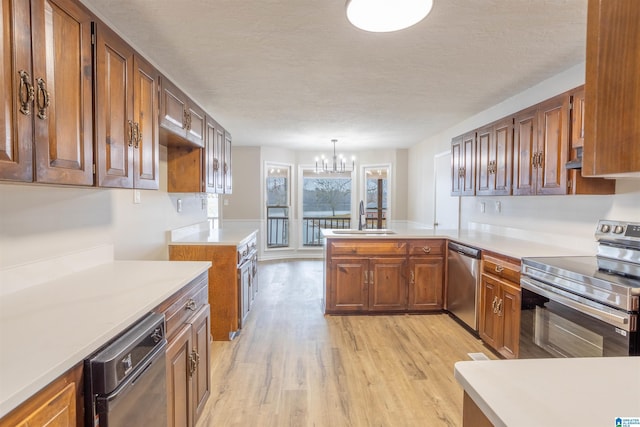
0;0;33;182
223;131;232;194
1;0;93;185
204;116;225;194
536;94;569;195
570;86;585;151
451;131;475;196
476;118;513;196
513;94;569;195
159;76;206;148
95;23;159;189
583;0;640;177
31;0;94;185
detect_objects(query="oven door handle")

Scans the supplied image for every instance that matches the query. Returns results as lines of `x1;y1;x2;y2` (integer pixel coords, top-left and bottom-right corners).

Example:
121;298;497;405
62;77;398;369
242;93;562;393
521;277;631;330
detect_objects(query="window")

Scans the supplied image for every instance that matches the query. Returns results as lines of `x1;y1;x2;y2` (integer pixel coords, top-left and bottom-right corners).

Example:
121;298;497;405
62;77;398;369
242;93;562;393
302;169;352;246
363;166;390;229
265;164;290;248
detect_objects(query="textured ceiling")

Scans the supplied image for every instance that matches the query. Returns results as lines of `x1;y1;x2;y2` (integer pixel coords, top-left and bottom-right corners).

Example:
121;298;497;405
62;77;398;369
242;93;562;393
80;0;587;151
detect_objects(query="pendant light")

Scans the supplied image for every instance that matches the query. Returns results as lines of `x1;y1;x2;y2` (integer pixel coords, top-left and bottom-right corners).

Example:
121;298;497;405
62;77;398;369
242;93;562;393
315;139;355;174
346;0;434;33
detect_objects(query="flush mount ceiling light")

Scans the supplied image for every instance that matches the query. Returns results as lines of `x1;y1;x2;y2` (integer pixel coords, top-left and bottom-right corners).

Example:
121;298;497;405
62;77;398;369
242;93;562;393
346;0;434;33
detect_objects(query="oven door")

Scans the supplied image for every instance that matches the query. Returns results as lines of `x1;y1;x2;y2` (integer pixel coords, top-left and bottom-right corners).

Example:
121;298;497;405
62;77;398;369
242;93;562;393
520;277;638;358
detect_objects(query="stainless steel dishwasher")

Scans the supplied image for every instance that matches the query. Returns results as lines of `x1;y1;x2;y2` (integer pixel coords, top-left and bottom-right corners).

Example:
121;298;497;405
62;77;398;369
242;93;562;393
447;241;481;331
85;312;167;427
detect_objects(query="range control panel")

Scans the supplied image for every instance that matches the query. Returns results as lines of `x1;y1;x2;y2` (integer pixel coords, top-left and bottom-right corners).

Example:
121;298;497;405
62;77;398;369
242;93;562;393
595;220;640;242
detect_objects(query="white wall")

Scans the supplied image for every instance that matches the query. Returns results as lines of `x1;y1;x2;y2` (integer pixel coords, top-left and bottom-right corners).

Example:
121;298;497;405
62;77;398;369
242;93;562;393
407;62;640;252
0;146;208;269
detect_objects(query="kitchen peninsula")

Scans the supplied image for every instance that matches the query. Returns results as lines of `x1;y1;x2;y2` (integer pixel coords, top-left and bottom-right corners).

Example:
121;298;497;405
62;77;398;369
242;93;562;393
169;223;259;340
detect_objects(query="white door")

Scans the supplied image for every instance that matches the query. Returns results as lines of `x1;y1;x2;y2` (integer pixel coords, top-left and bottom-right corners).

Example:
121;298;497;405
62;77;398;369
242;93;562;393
434;152;459;230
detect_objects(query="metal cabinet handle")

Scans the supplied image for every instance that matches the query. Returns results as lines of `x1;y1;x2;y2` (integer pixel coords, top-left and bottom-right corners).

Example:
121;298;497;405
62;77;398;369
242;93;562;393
495;265;504;273
18;70;34;116
422;246;431;254
410;270;415;284
224;162;228;174
189;351;197;376
496;298;503;316
369;270;374;285
127;120;134;147
491;296;499;313
364;270;368;284
134;122;141;148
35;78;50;120
186;299;197;311
212;158;219;171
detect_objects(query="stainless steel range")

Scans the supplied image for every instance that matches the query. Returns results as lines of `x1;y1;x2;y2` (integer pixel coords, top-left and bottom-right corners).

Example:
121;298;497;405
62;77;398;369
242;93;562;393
519;220;640;358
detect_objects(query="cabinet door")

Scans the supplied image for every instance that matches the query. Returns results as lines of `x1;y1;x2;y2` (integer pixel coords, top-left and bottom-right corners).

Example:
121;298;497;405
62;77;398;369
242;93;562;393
570;86;585;150
186;102;205;147
368;257;406;312
329;257;368;312
0;0;33;182
461;131;476;196
239;260;251;326
450;135;463;195
160;76;187;138
31;0;93;185
478;274;501;350
132;55;159;189
512;107;538;195
95;24;134;188
408;257;444;311
204;118;216;193
475;125;492;195
190;305;211;424
493;118;513;195
536;95;569;195
583;0;640;177
214;125;224;193
223;131;232;193
167;324;193;427
498;283;521;359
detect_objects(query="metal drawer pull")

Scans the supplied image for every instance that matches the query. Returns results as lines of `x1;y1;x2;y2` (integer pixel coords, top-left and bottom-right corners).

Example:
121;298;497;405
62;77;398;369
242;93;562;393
35;78;50;120
492;296;499;313
18;70;34;116
364;270;368;284
495;265;504;273
189;351;197;376
422;246;431;254
410;270;415;284
185;299;197;311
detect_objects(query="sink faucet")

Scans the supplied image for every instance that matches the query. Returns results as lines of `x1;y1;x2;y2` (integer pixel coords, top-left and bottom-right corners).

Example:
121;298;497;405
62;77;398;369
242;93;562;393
358;200;365;230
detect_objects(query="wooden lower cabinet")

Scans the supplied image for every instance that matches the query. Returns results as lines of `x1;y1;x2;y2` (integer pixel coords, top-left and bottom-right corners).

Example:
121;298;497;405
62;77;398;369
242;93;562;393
328;256;408;313
324;238;445;314
478;253;521;359
0;363;83;427
157;273;211;427
166;305;210;427
408;256;445;310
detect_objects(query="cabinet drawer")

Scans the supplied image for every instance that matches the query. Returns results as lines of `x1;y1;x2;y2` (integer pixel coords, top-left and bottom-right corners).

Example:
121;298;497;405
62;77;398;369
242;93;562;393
163;274;208;339
329;240;407;256
482;254;521;284
408;239;445;256
237;235;257;265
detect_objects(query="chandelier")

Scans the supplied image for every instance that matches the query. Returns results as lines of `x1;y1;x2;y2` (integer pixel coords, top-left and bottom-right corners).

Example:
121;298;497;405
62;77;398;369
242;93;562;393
315;139;355;173
345;0;434;33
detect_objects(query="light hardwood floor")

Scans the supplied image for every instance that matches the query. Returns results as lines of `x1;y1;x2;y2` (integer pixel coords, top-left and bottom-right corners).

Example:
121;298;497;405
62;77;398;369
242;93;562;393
197;260;495;427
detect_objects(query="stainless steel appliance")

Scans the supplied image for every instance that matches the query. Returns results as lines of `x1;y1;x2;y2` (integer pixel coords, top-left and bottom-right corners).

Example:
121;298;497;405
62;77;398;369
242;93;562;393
447;241;482;331
85;312;167;427
520;220;640;358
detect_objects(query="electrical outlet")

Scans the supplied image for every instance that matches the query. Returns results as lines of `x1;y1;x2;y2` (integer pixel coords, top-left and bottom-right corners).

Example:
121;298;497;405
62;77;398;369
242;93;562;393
495;201;502;213
480;202;486;213
177;199;182;213
223;198;229;206
133;190;141;204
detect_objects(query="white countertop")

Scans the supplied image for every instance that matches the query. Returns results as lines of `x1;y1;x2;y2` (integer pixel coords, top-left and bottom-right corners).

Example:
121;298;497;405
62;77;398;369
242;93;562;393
455;357;640;427
322;228;591;259
170;223;258;246
0;260;211;418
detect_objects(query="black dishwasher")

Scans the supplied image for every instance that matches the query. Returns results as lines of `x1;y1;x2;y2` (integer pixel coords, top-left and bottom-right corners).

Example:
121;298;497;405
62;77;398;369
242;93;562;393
85;312;167;427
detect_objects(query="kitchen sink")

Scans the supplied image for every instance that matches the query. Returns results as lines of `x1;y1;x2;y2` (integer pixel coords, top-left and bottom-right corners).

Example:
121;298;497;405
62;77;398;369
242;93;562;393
330;229;396;235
